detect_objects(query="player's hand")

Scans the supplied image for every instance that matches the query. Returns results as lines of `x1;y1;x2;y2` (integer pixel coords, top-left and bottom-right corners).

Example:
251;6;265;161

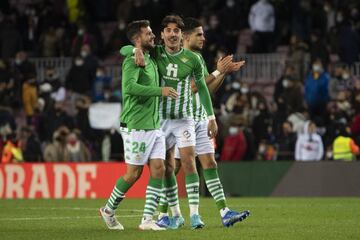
225;60;245;73
216;55;233;73
134;48;145;67
161;87;178;99
207;119;218;139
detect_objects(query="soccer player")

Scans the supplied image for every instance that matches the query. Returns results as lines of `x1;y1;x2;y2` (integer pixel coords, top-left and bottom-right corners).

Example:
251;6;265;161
120;15;217;229
170;17;251;227
99;20;178;231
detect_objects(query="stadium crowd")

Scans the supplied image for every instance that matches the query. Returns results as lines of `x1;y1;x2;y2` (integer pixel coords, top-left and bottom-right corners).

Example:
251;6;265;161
0;0;360;162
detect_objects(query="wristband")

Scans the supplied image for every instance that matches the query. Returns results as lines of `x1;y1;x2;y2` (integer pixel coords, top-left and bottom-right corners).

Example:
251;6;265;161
208;115;216;120
211;70;221;78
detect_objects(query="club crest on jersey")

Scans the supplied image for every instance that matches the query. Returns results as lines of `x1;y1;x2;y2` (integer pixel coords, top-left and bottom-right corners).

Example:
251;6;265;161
181;57;189;63
161;53;167;58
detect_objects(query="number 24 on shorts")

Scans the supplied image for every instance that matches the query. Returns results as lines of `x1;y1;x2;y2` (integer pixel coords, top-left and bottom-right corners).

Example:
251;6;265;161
132;142;146;153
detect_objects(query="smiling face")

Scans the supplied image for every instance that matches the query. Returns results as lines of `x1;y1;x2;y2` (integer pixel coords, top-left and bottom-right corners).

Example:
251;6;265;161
161;23;182;52
138;26;155;50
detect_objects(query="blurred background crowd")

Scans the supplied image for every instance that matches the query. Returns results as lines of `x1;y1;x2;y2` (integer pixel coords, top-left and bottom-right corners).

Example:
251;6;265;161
0;0;360;163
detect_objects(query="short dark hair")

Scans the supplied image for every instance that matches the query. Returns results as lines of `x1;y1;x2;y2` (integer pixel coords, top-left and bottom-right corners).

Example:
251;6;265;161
126;20;150;43
161;15;184;31
183;17;202;34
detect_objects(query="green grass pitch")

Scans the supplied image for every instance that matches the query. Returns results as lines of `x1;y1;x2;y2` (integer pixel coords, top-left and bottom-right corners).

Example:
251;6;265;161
0;198;359;240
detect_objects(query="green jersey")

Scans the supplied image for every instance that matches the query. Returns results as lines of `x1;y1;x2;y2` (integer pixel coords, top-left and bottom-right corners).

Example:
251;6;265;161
120;45;214;120
192;53;209;122
120;53;162;130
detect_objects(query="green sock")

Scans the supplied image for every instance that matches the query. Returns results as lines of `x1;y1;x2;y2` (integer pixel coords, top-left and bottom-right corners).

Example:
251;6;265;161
160;174;181;216
185;173;200;216
143;177;162;218
203;168;226;210
106;177;132;210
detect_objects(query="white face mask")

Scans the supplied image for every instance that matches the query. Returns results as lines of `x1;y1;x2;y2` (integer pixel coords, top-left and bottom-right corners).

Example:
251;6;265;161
342;73;350;79
75;60;84;66
229;126;238;135
15;59;22;65
78;29;84;36
232;82;241;90
282;79;290;88
80;50;88;58
118;22;125;30
241;87;249;94
312;65;322;72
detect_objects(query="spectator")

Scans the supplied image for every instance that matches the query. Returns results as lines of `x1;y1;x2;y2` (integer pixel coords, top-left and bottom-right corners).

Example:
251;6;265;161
295;120;324;161
248;0;275;53
22;74;38;125
43;126;69;162
106;19;129;55
39;26;59;57
0;59;14;107
19;126;42;162
92;66;112;102
338;16;360;65
328;65;352;100
81;44;99;81
304;58;330;120
42;67;66;102
274;64;303;114
333;124;359;161
220;122;247;161
0;16;22;58
276;121;297;161
66;131;91;162
252;101;272;148
65;56;93;96
71;24;97;57
309;30;329;68
1;132;23;163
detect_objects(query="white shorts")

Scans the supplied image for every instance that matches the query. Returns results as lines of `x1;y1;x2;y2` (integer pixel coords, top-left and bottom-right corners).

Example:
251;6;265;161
161;119;196;150
120;128;165;165
174;120;215;159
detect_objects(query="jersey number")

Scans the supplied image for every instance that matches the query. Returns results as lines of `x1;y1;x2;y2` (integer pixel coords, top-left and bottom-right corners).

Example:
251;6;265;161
132;142;146;153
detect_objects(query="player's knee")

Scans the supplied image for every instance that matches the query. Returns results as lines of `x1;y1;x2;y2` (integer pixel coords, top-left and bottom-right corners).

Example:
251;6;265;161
124;168;143;184
203;160;217;169
181;160;197;174
164;164;174;177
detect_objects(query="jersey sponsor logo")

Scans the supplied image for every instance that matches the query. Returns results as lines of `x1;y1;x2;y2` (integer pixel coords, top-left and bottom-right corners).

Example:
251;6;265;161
166;63;178;78
183;130;192;139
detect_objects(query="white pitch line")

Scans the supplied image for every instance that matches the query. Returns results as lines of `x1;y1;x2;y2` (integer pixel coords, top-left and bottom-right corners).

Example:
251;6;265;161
11;207;144;212
0;214;143;221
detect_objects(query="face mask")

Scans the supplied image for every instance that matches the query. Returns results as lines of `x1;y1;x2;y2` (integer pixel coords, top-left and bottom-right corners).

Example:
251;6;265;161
259;144;266;154
232;82;241;90
118;23;125;30
75;60;83;66
15;59;22;65
336;14;343;23
96;71;104;77
241;88;249;94
342;73;350;79
229;126;238;135
312;65;322;72
80;50;88;58
78;29;84;36
226;0;235;8
282;79;289;88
